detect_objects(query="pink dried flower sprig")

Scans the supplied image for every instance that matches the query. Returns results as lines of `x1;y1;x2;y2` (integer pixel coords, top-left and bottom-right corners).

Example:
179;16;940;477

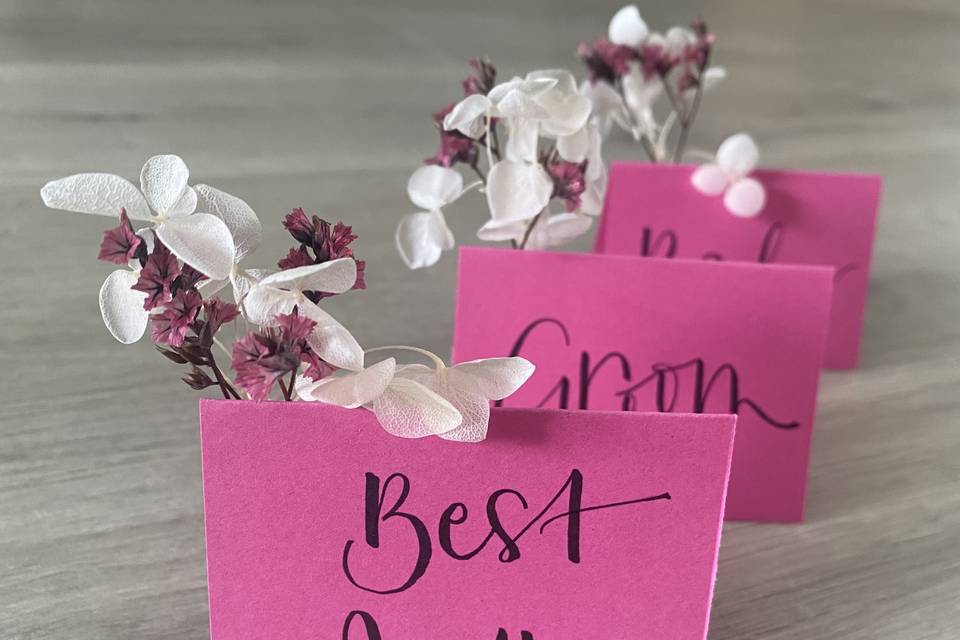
396;59;609;269
41;154;535;441
578;5;727;164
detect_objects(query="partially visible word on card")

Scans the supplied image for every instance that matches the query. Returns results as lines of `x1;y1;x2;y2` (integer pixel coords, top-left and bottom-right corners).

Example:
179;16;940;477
453;247;833;522
596;162;881;368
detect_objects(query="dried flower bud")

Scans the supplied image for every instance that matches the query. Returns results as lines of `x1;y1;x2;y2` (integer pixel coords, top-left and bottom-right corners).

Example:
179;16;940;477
182;366;216;391
156;345;189;364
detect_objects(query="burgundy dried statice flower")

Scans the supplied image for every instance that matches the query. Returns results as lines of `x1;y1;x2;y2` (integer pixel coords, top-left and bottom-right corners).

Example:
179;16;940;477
151;290;202;347
231;312;318;401
201;298;240;338
548;160;588;212
639;40;679;80
462;57;496;96
578;38;635;84
300;348;336;381
425;103;479;168
98;208;143;265
132;240;181;310
279;209;366;301
176;264;207;292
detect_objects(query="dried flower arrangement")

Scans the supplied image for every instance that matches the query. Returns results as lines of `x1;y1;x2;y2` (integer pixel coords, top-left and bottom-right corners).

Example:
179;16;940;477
41;155;533;441
580;5;767;217
395;59;607;269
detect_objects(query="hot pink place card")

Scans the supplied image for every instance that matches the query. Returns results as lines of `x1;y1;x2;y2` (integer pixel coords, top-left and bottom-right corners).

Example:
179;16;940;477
452;247;833;522
201;400;736;640
595;162;882;369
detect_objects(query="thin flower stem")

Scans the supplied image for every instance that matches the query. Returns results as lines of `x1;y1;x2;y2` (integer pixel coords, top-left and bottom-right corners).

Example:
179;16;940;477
671;51;711;163
469;163;487;184
673;79;705;163
365;345;446;369
206;347;241;399
614;80;659;162
483;113;496;169
286;368;297;402
518;209;545;250
451;179;485;205
490;124;502;161
213;336;232;360
277;375;292;401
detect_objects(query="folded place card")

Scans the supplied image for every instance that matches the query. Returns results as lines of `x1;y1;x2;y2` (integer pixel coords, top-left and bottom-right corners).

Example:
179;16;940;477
201;400;736;639
452;247;833;522
595;162;882;369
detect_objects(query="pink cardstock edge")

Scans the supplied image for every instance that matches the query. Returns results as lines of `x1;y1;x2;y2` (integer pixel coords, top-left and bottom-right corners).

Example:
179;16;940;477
197;400;738;640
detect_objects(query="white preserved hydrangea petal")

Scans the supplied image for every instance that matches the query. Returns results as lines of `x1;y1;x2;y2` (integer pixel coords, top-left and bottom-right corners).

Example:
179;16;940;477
296;358;397;408
495;88;551;120
394;364;490;443
609;5;648;46
580;80;628;138
231;268;271;306
581;163;608;216
505;118;541;163
407;165;464;211
396;210;454;269
665;26;696;54
699;67;727;93
477;218;527;243
488;76;557;103
716;133;759;179
139;154;191;215
40;173;151;220
525;213;593;250
258;258;357;295
166;185;197;218
98;270;149;344
691;163;730;195
526;70;592;138
557;126;590;163
154;212;235;280
486;160;554;224
194;184;262;261
368;376;462;438
527;69;578;96
242;284;295;325
299;301;364;372
724;177;767;218
447;357;535;401
393;357;534;443
622;67;662;119
584;122;605;182
443;94;491;139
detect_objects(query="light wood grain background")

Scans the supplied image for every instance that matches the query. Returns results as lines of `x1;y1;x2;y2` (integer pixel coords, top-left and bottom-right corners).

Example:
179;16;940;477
1;1;959;638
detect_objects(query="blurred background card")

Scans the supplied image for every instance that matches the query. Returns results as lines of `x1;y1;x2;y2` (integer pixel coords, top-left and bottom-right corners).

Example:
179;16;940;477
452;248;833;522
596;163;882;369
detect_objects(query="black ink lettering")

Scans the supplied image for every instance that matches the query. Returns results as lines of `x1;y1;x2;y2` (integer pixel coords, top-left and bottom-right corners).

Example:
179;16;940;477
342;610;382;640
757;222;784;263
342;472;432;594
494;470;583;563
579;351;632;410
438;502;494;560
503;317;571;408
488;489;529;563
640;227;678;257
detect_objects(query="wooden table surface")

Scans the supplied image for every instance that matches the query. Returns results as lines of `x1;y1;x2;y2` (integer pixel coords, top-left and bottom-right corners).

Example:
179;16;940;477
2;1;958;638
